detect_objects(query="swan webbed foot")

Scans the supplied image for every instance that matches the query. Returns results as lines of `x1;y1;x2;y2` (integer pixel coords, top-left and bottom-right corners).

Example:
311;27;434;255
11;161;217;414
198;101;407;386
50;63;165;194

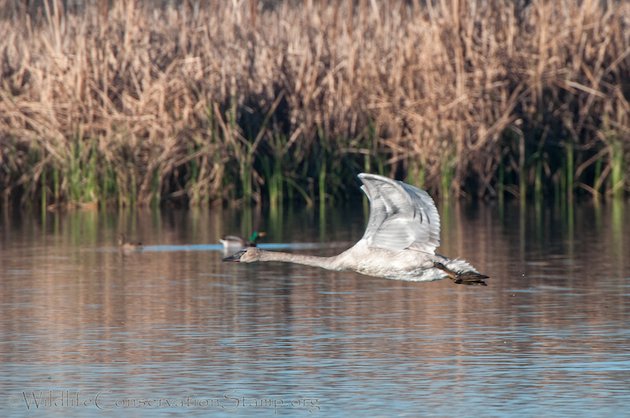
433;262;489;286
452;271;489;286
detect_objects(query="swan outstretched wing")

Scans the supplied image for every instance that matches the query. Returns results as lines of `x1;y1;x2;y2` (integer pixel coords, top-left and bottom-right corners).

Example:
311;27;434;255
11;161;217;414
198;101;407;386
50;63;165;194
358;173;440;253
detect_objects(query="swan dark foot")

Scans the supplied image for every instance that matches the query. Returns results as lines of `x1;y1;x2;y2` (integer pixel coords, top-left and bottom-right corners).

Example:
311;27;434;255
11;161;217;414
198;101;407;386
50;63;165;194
433;262;489;286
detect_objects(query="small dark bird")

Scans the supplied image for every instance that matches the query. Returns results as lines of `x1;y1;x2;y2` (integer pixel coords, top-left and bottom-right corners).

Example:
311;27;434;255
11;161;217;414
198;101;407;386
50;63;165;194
118;234;143;253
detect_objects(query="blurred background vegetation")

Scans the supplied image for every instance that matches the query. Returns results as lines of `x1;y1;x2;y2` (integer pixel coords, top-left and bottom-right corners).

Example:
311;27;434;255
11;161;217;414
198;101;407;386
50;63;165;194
0;0;628;209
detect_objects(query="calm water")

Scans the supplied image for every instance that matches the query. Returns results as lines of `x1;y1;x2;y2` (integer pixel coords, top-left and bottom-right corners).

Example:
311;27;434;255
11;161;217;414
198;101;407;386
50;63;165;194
1;201;629;417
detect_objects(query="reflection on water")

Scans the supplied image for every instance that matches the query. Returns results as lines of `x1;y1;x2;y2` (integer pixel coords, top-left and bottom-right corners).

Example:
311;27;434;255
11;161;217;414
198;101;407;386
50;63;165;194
0;201;629;417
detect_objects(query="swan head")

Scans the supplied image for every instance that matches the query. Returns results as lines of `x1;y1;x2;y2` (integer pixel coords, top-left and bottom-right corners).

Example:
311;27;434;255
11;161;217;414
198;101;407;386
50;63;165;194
222;247;261;263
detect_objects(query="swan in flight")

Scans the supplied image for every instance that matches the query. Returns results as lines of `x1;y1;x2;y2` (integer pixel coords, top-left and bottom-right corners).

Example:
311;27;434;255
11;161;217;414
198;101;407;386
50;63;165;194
223;173;488;285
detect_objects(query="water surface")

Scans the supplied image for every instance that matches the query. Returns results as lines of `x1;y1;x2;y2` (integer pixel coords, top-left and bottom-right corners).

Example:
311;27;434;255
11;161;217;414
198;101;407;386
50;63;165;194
1;201;629;417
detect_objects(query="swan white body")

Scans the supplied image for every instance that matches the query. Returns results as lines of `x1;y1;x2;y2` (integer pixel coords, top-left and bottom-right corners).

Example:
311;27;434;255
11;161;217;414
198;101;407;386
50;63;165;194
224;173;487;285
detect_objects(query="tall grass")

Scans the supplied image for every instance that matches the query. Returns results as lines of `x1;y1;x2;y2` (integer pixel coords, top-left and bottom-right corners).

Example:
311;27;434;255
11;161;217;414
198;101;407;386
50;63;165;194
0;0;628;208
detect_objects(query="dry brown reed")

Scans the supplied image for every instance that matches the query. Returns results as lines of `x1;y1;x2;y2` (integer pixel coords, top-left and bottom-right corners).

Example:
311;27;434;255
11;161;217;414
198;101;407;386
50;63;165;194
0;0;628;208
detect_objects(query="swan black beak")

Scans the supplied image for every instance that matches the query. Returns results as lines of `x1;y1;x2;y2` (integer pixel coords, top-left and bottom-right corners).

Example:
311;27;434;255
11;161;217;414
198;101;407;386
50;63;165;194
222;249;246;262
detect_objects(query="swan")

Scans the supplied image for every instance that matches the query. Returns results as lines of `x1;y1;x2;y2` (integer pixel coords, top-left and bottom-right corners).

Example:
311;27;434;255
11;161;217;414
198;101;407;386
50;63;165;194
223;173;488;285
118;234;143;253
220;231;266;251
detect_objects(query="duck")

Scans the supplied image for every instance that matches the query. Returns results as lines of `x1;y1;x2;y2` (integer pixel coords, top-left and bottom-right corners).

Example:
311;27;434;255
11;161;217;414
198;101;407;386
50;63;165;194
118;234;143;253
219;231;266;251
223;173;488;285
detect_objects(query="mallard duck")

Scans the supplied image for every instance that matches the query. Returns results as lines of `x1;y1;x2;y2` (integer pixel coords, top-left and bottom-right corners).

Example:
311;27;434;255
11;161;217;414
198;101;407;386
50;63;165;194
219;231;266;251
223;173;488;285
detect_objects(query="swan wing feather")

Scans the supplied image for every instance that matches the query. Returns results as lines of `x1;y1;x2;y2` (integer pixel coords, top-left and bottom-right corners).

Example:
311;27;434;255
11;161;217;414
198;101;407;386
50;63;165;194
358;173;440;253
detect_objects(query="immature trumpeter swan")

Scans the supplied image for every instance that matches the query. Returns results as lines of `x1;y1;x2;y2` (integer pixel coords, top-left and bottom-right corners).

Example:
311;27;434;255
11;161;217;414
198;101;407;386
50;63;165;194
224;173;488;285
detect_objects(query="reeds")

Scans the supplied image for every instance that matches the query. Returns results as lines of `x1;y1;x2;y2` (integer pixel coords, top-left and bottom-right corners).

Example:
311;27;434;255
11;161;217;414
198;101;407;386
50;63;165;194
0;0;628;208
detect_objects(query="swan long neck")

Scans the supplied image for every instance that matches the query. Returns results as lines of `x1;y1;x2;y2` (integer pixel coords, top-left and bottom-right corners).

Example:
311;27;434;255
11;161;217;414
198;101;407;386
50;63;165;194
258;250;342;271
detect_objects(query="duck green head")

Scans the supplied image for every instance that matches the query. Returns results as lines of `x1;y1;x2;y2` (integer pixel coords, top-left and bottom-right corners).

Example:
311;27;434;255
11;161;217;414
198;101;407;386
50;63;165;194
248;231;266;243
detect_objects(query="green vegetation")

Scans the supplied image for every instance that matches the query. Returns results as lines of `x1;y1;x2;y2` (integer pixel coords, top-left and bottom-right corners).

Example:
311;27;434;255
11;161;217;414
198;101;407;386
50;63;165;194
0;0;628;209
